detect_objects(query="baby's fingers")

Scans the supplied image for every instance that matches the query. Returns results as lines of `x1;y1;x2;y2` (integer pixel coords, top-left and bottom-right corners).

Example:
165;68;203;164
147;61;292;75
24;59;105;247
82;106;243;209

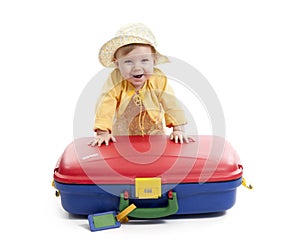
98;138;106;146
188;136;196;142
104;136;117;145
169;133;174;141
88;139;98;147
174;135;179;143
183;135;196;143
178;135;184;144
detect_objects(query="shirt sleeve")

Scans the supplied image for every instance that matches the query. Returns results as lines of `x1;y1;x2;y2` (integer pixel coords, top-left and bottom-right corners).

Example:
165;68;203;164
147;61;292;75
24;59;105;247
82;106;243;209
93;70;121;132
158;76;187;127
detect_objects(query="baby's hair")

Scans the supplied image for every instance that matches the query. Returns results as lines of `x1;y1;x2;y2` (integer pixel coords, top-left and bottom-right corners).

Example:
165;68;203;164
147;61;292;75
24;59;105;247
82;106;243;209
114;43;157;60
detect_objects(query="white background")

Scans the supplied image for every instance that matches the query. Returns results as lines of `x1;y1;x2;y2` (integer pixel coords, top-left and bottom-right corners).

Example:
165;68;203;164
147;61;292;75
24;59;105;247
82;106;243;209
1;0;299;250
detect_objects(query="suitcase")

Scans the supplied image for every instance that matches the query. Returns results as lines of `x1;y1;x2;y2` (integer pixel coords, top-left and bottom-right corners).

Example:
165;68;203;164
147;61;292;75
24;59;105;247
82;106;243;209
53;135;244;218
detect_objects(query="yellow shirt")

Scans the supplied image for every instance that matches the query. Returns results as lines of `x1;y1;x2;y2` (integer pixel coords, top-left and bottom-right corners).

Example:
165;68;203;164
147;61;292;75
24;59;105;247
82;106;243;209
93;67;187;133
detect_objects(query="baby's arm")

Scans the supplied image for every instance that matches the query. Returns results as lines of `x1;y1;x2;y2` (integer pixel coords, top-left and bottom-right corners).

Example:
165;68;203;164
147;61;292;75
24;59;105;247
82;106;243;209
89;129;117;147
170;125;195;144
90;70;122;147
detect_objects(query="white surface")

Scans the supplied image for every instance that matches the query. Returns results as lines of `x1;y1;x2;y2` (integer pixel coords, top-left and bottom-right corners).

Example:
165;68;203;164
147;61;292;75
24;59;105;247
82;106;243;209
1;1;299;250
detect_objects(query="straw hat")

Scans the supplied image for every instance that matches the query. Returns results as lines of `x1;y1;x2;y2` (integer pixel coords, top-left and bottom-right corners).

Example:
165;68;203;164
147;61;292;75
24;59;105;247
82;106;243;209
99;23;169;67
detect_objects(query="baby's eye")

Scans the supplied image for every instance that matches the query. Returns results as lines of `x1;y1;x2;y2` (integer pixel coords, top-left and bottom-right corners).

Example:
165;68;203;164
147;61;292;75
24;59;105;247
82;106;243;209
141;58;150;63
124;60;133;64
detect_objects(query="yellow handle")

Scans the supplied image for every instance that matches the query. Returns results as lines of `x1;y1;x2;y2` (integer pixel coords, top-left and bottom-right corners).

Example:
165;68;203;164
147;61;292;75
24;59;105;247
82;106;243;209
116;204;137;222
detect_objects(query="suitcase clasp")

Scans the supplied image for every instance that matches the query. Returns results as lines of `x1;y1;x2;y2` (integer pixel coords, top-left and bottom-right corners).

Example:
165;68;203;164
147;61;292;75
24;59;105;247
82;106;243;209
135;177;162;199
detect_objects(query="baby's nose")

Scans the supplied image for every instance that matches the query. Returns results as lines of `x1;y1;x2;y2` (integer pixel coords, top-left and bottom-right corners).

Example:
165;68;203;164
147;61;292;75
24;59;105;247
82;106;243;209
132;63;143;71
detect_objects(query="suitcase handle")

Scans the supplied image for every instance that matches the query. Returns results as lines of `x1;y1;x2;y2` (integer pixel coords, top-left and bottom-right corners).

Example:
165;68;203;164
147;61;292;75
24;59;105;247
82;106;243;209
118;191;179;219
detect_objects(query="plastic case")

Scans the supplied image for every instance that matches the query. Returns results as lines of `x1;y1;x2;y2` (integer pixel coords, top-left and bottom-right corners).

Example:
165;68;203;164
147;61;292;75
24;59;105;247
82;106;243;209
53;135;243;217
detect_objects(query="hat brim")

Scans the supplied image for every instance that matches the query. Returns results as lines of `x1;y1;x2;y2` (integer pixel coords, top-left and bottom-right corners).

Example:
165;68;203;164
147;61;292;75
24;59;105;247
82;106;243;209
99;35;169;67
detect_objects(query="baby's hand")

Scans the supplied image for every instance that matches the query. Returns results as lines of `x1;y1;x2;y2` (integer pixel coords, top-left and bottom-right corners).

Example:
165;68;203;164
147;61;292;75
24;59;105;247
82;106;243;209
169;131;195;144
89;133;116;147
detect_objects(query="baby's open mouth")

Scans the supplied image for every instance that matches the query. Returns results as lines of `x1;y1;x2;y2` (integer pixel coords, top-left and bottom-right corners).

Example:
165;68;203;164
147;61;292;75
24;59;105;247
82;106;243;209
132;74;144;79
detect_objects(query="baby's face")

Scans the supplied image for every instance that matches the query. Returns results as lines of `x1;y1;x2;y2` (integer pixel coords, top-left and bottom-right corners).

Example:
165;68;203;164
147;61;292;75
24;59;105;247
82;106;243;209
115;46;155;90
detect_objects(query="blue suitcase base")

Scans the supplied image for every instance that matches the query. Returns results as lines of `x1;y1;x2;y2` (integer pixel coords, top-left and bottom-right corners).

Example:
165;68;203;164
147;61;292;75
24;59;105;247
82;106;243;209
54;178;242;216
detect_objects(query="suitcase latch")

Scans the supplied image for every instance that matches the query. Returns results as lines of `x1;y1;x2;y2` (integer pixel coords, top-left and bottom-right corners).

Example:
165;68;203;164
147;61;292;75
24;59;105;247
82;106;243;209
135;177;161;199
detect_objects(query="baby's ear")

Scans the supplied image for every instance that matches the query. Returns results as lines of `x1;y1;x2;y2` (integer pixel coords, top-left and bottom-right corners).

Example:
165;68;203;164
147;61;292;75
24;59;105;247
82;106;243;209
113;58;119;68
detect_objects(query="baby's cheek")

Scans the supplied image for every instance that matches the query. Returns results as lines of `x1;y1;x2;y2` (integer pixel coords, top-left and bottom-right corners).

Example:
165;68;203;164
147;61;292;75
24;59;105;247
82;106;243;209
119;71;130;80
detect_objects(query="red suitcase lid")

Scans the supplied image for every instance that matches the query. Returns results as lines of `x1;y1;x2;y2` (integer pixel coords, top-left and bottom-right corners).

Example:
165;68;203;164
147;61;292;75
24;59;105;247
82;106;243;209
54;135;242;185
